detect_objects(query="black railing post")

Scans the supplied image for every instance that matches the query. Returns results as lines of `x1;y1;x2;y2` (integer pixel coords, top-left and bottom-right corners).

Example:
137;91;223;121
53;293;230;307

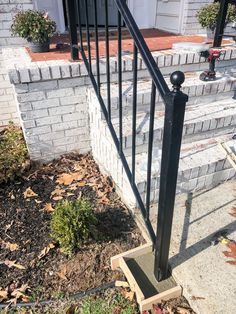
213;0;228;47
66;0;79;61
154;71;188;282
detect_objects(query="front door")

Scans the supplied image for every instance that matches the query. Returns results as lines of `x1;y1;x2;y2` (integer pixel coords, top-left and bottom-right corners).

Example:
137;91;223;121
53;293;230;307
128;0;156;29
78;0;118;26
34;0;65;32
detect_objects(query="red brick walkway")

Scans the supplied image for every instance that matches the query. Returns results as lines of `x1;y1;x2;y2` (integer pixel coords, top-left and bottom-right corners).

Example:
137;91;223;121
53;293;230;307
27;29;218;62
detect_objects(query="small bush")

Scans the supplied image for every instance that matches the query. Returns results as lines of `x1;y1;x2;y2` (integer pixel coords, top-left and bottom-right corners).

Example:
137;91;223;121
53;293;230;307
197;2;236;30
0;123;29;183
51;198;97;255
11;10;56;43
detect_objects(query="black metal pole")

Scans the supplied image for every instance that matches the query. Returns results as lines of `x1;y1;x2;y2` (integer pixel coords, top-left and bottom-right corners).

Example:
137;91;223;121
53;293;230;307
154;71;188;282
65;0;79;61
213;0;228;47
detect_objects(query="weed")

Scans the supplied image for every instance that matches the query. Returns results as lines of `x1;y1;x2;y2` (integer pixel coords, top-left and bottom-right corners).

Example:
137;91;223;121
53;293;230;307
0;122;28;183
51;198;97;255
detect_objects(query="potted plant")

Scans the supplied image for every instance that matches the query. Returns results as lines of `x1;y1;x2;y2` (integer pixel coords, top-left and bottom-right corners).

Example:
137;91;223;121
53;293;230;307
11;10;57;53
197;2;236;39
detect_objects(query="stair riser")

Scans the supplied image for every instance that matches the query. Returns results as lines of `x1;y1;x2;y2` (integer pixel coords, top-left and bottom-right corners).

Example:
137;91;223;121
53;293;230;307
110;117;236;156
99;87;235;120
137;164;235;206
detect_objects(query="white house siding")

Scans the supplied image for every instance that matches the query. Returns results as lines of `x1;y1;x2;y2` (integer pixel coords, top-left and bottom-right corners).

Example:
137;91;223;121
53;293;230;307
0;0;33;47
155;0;183;34
181;0;212;35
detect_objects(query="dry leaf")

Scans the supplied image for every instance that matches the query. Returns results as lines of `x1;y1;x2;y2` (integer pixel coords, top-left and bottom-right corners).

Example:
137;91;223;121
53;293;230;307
35;199;42;204
3;260;26;270
229;206;236;218
23;187;38;199
11;284;29;304
223;240;236;265
43;203;54;213
38;243;55;260
57;266;68;280
176;307;192;314
0;289;8;302
56;172;85;186
52;196;63;201
115;280;130;288
123;290;134;302
56;173;74;185
1;240;19;252
66;304;78;314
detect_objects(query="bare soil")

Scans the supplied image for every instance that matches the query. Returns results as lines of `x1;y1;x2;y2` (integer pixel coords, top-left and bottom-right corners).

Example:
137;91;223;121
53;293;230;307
0;153;144;303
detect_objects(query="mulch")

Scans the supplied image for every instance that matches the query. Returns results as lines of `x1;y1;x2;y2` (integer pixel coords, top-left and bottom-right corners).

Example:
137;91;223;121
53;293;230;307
0;153;144;303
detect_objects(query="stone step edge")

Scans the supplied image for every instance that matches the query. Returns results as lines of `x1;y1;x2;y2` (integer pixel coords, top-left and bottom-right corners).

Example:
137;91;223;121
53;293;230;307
5;45;236;84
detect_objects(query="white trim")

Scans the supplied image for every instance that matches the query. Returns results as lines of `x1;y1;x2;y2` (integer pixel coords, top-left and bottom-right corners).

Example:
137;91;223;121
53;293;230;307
178;0;185;34
57;0;66;33
34;0;65;33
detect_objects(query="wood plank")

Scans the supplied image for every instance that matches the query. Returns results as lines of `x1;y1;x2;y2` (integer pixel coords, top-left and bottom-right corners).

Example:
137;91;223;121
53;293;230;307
111;243;152;270
218;142;236;171
119;257;145;303
140;286;182;312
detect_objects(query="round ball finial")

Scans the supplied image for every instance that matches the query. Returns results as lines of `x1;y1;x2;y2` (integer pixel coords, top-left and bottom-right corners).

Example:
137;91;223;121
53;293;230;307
170;71;185;91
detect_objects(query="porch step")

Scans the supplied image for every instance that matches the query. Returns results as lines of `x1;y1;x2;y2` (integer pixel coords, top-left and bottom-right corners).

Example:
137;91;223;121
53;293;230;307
94;71;236;119
109;99;236;155
129;135;236;205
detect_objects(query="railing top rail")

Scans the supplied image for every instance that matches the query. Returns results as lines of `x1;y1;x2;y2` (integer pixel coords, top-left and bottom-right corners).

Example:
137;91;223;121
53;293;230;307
115;0;170;99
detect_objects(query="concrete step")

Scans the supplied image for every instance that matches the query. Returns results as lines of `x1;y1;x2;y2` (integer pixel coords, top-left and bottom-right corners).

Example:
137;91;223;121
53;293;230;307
130;135;236;205
109;99;236;155
91;71;236;119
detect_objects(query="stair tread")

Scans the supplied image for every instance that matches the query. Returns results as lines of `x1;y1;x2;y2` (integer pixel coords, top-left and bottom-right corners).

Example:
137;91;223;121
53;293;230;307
95;71;236;101
110;98;236;137
128;134;235;183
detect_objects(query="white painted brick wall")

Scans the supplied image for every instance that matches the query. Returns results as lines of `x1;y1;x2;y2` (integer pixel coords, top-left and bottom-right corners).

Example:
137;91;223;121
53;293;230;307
0;49;19;127
0;0;33;47
182;0;212;35
14;76;91;161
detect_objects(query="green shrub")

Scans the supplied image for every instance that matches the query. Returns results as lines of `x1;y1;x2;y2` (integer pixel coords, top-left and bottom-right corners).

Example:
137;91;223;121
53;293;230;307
11;10;56;43
0;123;28;183
51;199;97;255
197;2;236;30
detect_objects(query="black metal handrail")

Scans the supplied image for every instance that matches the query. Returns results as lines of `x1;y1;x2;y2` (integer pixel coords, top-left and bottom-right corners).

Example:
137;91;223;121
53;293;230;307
66;0;188;281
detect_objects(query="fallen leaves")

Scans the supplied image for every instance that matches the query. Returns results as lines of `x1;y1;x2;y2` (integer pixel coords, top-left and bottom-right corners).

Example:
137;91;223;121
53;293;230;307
23;187;38;199
1;260;25;270
57;265;68;281
38;243;55;260
222;240;236;265
0;284;30;304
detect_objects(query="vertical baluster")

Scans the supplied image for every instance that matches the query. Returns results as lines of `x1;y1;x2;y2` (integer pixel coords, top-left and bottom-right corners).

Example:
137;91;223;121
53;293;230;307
105;0;111;121
118;10;122;153
145;81;156;219
93;0;100;94
132;44;138;185
66;0;79;61
77;0;83;52
84;0;92;73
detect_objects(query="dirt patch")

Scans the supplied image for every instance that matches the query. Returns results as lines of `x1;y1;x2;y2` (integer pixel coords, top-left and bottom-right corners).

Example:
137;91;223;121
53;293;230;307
0;153;143;302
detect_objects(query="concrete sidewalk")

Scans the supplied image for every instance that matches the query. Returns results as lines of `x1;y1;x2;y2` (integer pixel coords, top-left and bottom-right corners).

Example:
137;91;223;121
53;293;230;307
165;181;236;314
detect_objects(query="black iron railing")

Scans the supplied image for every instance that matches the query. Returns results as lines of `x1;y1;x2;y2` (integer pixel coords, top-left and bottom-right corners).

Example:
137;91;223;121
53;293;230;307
214;0;236;47
65;0;188;281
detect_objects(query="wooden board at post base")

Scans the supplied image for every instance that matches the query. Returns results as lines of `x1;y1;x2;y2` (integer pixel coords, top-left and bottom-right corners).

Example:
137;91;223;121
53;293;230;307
111;244;182;312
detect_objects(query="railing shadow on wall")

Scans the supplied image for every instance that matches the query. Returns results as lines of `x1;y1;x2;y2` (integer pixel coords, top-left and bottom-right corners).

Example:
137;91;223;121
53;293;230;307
65;0;189;282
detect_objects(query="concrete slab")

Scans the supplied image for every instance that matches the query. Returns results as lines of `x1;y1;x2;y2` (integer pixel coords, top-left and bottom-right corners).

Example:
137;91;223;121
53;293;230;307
148;180;236;314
